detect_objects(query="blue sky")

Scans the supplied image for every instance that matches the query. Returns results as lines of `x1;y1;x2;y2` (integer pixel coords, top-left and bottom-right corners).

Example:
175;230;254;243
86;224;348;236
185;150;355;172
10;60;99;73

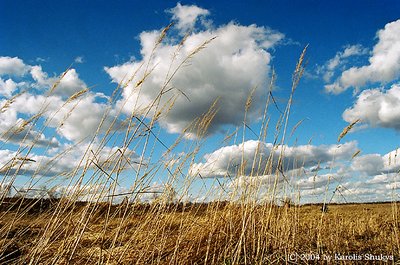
1;0;400;203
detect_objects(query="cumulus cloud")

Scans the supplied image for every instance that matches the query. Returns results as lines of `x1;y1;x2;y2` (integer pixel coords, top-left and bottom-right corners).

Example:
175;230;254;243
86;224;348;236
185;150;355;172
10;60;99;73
46;93;122;142
106;4;284;137
366;173;391;184
319;44;368;82
0;142;139;178
0;56;88;98
343;84;400;130
228;170;336;190
325;19;400;94
31;66;87;97
298;147;400;202
0;56;29;76
168;3;210;32
0;78;19;97
0;92;62;147
0;56;133;176
0;55;135;203
351;154;385;176
0;91;122;143
190;140;357;178
1;128;60;148
0;55;125;144
350;148;400;176
225;169;348;203
335;178;399;202
294;173;334;190
190;141;400;203
341;45;368;58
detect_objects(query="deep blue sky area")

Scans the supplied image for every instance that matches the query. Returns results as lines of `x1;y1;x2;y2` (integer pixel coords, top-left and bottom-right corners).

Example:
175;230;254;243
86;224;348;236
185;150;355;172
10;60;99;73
2;0;399;84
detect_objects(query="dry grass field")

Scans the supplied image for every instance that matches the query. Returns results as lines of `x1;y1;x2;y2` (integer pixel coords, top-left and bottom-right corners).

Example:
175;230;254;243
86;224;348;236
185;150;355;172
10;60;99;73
0;198;399;264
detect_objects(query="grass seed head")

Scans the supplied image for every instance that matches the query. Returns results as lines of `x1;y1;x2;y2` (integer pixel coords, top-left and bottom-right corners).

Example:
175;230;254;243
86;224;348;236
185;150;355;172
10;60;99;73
338;119;360;142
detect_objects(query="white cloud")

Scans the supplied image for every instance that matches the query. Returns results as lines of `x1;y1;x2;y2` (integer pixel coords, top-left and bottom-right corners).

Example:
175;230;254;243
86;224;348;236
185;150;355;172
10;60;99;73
74;56;84;64
383;148;400;167
106;5;284;137
318;44;368;83
350;148;400;176
1;127;60;148
168;3;210;32
0;56;29;76
325;19;400;94
190;140;357;178
335;179;398;202
343;84;400;130
341;45;368;58
351;154;385;176
189;140;398;203
230;174;279;188
366;173;399;185
386;182;400;190
0;61;122;144
0;56;87;97
3;92;64;115
0;54;125;144
324;82;344;94
0;142;139;178
0;78;18;97
226;170;347;203
0;90;122;143
0;92;62;147
31;66;87;97
0;59;131;176
319;147;400;202
295;173;333;190
340;187;387;199
48;93;123;142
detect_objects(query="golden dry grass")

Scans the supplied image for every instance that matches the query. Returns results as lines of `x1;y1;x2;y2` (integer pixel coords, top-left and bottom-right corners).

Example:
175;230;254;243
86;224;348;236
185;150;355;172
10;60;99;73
0;198;399;264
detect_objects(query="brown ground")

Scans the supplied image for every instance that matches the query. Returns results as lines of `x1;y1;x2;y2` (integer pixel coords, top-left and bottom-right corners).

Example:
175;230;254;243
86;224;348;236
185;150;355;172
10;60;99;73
0;198;399;264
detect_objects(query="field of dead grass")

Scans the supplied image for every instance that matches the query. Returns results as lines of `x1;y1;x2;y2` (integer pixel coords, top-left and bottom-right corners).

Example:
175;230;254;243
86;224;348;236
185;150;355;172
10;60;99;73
0;198;399;264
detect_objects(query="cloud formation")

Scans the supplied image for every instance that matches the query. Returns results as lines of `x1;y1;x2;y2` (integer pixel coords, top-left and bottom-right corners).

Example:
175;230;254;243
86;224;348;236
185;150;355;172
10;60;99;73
0;56;124;144
0;56;29;76
190;140;357;178
325;19;400;94
106;3;284;137
350;148;400;176
193;140;400;203
168;3;210;32
0;142;139;178
0;78;20;97
30;66;87;97
319;44;368;83
343;84;400;131
0;55;137;183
